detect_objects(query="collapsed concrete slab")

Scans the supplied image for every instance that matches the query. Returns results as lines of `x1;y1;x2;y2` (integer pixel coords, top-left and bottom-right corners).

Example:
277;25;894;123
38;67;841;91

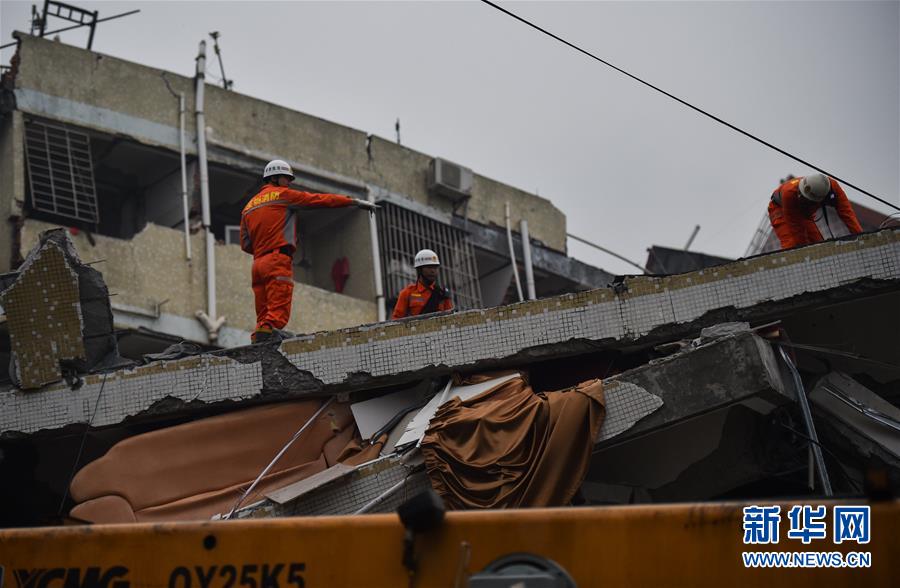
0;228;120;390
275;229;899;389
595;329;788;445
236;329;785;517
1;229;897;437
810;371;900;467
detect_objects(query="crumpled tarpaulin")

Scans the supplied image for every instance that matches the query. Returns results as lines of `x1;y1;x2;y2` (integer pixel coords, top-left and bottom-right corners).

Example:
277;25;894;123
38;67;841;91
421;373;605;509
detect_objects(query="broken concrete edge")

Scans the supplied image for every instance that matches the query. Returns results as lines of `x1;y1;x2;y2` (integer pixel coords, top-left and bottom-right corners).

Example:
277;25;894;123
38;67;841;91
0;275;893;439
814;412;900;472
5;227;898;388
0;228;122;389
809;371;900;468
0;237;87;388
0;275;895;439
206;275;896;402
257;274;899;395
271;231;900;386
595;331;788;448
275;228;900;355
0;329;768;442
1;229;897;437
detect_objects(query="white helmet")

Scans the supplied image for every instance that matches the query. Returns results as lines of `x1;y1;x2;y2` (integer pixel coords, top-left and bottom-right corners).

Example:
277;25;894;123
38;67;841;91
414;249;440;268
263;159;294;180
798;173;831;203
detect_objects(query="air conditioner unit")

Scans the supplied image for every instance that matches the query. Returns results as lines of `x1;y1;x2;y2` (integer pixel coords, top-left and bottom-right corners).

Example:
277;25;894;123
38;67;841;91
428;158;473;204
224;225;241;246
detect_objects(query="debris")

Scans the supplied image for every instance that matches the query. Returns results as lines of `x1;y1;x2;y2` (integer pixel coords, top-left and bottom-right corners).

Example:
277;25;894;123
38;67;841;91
350;380;430;441
141;341;204;364
810;371;900;460
0;228;120;389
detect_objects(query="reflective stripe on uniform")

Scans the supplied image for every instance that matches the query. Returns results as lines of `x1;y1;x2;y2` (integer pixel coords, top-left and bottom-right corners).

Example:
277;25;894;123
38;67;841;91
243;199;291;215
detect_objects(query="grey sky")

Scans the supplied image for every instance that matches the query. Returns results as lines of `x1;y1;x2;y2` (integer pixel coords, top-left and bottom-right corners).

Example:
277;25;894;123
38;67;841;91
2;0;898;275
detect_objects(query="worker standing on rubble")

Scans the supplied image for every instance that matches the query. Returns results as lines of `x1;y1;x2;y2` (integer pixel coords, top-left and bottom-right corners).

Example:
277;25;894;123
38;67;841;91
391;249;453;319
241;159;378;343
768;173;862;250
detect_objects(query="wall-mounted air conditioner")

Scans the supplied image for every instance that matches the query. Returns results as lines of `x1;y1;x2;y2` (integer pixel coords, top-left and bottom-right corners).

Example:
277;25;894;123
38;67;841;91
428;158;473;204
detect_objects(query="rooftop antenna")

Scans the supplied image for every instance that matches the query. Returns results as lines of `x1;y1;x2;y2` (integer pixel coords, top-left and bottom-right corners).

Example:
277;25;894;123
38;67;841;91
21;0;139;50
684;224;700;250
209;31;233;90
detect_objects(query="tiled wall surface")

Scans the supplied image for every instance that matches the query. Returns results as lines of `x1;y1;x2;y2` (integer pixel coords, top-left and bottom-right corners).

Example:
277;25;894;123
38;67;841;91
0;243;85;389
1;229;897;436
0;356;262;434
597;381;664;442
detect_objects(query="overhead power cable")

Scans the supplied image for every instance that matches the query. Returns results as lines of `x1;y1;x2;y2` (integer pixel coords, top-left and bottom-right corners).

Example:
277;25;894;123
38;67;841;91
479;0;899;213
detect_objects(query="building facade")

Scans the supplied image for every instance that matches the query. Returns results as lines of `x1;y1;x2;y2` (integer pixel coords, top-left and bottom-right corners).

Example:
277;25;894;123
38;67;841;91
0;33;611;350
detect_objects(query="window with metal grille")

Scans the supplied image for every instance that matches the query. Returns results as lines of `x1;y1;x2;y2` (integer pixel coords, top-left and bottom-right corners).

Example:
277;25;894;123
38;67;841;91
24;118;100;224
378;202;482;311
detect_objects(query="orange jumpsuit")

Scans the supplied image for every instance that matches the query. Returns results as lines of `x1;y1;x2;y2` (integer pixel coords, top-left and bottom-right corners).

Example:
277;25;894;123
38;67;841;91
768;177;862;249
391;280;453;319
240;185;355;335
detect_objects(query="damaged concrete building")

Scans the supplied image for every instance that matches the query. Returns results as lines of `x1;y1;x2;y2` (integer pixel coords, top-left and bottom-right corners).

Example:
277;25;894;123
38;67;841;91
0;28;898;539
0;220;897;526
0;33;610;357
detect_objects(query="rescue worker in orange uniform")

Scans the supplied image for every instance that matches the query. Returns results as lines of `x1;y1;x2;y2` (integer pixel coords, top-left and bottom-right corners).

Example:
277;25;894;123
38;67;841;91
768;173;862;250
241;159;378;343
391;249;453;319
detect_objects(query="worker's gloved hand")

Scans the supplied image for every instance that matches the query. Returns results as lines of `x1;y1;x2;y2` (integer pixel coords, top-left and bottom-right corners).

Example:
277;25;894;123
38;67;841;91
354;199;380;212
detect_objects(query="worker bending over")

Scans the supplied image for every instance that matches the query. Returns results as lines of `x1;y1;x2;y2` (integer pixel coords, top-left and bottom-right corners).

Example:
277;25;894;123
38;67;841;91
392;249;453;319
241;159;377;343
768;173;862;250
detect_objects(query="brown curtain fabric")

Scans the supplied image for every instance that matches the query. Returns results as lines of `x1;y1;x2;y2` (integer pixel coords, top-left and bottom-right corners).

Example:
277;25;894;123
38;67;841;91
421;373;605;509
69;400;383;524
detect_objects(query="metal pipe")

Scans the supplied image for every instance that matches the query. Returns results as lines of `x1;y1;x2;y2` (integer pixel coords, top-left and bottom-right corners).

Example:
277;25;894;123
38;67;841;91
438;218;452;299
367;187;386;321
86;10;98;50
822;384;900;433
777;345;833;496
353;476;408;515
226;397;335;519
160;74;191;261
684;224;700;250
178;93;191;261
505;202;524;302
385;203;395;303
520;219;536;300
195;40;221;341
405;208;415;282
567;232;649;274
